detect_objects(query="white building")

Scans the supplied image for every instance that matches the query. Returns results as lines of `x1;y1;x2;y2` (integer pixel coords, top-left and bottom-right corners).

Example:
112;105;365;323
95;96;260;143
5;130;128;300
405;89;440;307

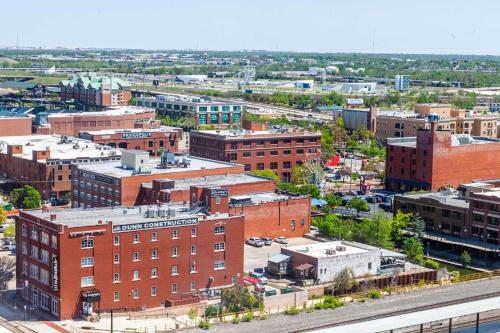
395;75;410;92
341;82;377;93
175;75;208;84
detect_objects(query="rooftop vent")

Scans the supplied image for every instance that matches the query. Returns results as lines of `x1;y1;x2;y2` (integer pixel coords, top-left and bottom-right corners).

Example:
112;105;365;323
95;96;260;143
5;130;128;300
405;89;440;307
325;248;337;255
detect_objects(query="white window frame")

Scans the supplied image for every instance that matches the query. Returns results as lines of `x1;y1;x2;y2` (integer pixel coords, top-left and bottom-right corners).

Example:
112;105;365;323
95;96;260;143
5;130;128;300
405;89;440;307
214;260;225;270
81;276;94;287
81;257;94;267
214;242;225;252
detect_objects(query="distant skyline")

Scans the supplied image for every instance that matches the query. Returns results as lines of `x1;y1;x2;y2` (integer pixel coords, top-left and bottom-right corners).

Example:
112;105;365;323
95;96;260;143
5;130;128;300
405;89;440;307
2;0;500;55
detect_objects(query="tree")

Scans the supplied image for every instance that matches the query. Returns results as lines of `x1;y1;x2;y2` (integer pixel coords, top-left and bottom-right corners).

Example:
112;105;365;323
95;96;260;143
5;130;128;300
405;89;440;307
451;92;477;110
251;169;280;183
298;184;321;199
0;208;6;225
11;185;41;209
221;286;256;312
346;197;369;216
332;268;356;295
323;193;342;211
0;257;15;290
412;215;425;239
391;211;413;243
3;225;15;238
461;250;471;268
352;211;394;249
403;237;424;264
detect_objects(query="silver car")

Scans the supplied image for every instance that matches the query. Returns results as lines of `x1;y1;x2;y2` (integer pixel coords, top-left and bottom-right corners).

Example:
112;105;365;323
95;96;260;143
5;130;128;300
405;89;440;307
274;237;288;244
247;237;264;247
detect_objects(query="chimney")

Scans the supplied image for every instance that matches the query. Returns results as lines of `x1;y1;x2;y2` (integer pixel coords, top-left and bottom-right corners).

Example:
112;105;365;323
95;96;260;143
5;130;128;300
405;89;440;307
41;205;48;213
50;214;57;221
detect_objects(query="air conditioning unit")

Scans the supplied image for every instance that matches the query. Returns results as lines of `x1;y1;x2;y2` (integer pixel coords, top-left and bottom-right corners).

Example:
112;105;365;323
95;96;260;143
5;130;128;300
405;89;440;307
325;248;337;255
336;246;347;252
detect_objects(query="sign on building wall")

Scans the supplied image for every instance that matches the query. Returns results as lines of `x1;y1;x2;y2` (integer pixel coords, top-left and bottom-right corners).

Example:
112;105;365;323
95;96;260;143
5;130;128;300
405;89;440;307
52;255;60;291
112;217;199;233
211;189;229;197
121;132;153;139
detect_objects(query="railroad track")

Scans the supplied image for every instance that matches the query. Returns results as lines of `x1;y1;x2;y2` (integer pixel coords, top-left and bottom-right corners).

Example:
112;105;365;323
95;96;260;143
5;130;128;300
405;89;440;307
295;291;500;333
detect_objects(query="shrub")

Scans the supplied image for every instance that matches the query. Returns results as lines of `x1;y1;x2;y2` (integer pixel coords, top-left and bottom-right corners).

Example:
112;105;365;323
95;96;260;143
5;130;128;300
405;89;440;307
368;289;382;299
204;305;219;318
259;314;268;320
198;320;210;330
231;315;240;324
424;259;440;270
241;312;254;322
284;306;301;315
188;307;197;320
452;271;460;283
417;279;426;288
320;296;344;309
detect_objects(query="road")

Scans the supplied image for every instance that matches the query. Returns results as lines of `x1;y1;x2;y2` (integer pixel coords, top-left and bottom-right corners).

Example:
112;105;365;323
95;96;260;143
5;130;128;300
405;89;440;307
182;277;500;333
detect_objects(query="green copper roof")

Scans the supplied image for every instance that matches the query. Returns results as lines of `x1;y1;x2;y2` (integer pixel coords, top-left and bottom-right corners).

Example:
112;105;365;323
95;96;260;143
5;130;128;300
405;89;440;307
59;74;131;90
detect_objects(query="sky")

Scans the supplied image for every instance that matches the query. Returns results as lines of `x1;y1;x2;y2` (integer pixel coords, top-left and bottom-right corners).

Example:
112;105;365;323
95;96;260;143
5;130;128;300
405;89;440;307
2;0;500;55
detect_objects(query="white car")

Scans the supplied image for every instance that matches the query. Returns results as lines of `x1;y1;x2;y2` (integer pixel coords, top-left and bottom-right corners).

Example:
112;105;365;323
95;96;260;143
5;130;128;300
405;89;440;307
274;237;289;244
249;272;269;284
247;237;264;247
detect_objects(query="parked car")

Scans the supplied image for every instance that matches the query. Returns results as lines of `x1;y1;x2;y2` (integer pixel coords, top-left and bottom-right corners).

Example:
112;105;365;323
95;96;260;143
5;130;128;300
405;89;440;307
274;237;288;244
247;237;264;247
250;272;269;284
262;237;273;246
51;198;69;206
254;283;266;293
1;240;15;251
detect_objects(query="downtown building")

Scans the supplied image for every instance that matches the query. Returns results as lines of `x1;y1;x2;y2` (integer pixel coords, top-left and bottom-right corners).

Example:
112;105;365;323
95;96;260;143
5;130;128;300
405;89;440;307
60;74;132;107
79;126;183;156
16;202;244;319
189;122;321;182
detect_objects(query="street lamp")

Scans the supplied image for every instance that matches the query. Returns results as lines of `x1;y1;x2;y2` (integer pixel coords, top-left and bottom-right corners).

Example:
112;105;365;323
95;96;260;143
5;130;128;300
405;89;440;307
23;305;27;321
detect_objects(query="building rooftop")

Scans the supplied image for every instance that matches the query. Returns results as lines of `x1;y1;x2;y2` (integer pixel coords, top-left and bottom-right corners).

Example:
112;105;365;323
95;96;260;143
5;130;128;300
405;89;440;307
153;94;241;106
284;241;379;259
192;127;321;140
396;191;469;209
77;155;241;179
47;106;154;118
25;204;231;229
387;134;500;148
80;126;182;136
0;135;121;162
60;74;131;90
143;173;269;191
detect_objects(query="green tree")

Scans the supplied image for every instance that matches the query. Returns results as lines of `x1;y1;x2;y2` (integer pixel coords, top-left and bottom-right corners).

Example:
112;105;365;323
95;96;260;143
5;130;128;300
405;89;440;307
0;208;6;225
451;92;477;110
11;185;41;209
346;197;369;216
3;225;15;238
221;286;257;313
298;184;321;199
391;211;413;242
412;215;425;239
461;250;472;268
251;169;280;183
332;268;356;295
403;237;424;264
323;193;342;211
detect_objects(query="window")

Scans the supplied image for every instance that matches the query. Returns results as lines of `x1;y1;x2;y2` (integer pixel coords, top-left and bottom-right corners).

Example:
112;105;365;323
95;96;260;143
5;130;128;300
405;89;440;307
172;229;178;239
291;220;296;231
113;273;120;283
368;262;372;270
114;291;120;301
171;265;178;275
270;162;278;169
30;227;38;241
30;245;38;259
214;242;225;252
190;263;197;273
151;267;158;278
133;252;140;261
151;249;158;259
256;163;265;170
51;298;60;315
214;260;225;270
132;233;140;243
132;270;140;281
256;151;265;157
232;275;238;284
215;196;221;205
22;242;27;255
256;140;265;146
172;247;178;257
132;288;139;299
191;245;197;255
81;239;94;249
40;232;49;245
243;152;251;158
283;161;291;169
151;232;158;242
113;236;120;245
40;250;49;264
191;281;197;290
22;224;27;237
172;284;178;293
270;139;278;145
151;286;157;296
30;264;38;279
215;225;225;234
114;254;120;264
191;228;197;237
81;276;94;287
40;269;49;285
81;257;94;267
40;293;49;310
270;150;278;156
244;164;251;171
283;150;291;155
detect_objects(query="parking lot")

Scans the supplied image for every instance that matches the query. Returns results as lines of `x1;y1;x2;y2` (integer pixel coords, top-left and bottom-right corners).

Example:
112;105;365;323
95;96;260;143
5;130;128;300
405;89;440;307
244;237;321;272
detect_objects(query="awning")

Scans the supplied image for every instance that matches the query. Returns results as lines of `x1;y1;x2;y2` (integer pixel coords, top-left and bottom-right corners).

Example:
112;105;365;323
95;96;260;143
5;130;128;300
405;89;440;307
268;253;291;264
381;249;406;259
81;290;101;302
294;263;314;271
311;199;327;207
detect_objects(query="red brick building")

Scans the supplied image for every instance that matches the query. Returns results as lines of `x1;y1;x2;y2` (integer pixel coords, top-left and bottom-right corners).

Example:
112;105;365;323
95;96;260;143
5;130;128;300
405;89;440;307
189;124;321;182
60;74;132;107
79;126;182;156
137;173;312;239
0;113;32;137
33;107;157;137
16;203;244;319
385;123;500;192
0;135;121;201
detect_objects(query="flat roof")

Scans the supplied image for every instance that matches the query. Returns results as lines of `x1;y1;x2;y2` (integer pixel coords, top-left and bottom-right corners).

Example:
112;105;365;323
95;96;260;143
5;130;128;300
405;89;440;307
142;173;269;191
25;204;230;229
0;135;121;162
192;128;321;140
284;241;378;259
47;106;154;118
81;126;181;136
77;155;241;179
396;192;469;209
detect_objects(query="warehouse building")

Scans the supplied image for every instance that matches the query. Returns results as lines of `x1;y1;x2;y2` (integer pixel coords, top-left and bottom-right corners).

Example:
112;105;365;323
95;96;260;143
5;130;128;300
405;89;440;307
16;202;244;319
0;110;32;137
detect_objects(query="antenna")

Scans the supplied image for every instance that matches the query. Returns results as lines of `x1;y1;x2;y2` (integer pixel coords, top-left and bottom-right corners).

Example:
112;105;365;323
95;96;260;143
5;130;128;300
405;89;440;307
16;32;19;59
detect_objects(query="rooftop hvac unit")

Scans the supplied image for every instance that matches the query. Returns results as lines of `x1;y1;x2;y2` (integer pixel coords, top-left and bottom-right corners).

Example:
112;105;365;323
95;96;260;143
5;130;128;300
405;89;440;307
336;246;347;252
161;151;176;165
158;209;167;218
168;208;176;217
325;248;337;255
146;209;156;218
